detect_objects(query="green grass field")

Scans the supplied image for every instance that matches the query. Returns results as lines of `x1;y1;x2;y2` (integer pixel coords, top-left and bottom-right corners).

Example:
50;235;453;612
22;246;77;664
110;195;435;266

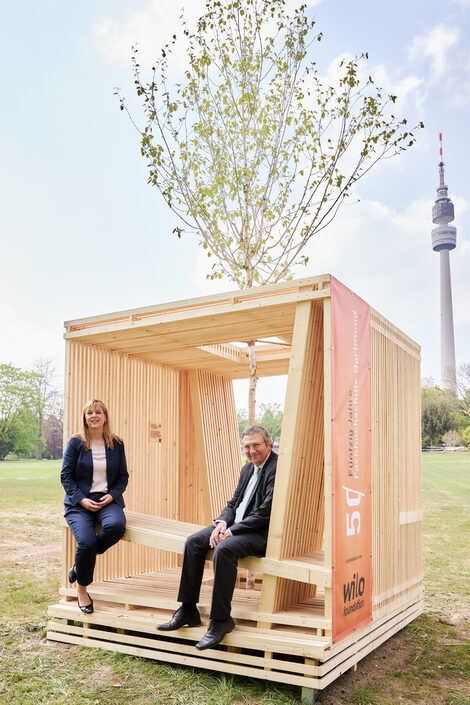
0;454;468;705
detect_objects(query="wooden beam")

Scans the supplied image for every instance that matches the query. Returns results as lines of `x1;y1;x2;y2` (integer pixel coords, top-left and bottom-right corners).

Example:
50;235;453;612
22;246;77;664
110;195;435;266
65;289;329;341
258;298;314;619
323;296;333;626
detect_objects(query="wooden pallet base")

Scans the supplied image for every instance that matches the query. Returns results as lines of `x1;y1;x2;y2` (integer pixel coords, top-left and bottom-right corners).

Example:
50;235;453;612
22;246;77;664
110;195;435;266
47;585;422;692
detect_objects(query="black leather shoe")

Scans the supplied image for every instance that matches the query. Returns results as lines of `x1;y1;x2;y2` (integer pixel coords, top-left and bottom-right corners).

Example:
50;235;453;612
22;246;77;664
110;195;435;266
68;565;77;584
195;617;235;650
78;593;94;614
157;606;201;631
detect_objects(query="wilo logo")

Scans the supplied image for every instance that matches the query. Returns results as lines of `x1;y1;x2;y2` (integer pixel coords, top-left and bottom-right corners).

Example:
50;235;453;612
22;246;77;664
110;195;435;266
343;572;366;616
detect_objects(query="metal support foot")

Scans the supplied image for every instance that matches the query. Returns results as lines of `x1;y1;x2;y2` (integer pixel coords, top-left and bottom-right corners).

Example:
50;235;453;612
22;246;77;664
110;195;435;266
301;686;319;703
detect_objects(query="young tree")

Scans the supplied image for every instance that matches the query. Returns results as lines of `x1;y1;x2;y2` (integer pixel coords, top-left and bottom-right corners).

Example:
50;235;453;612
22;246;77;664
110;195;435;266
421;384;456;447
456;362;470;421
33;359;60;460
43;412;64;459
257;402;283;441
13;406;41;458
0;364;41;460
236;408;248;439
119;0;422;420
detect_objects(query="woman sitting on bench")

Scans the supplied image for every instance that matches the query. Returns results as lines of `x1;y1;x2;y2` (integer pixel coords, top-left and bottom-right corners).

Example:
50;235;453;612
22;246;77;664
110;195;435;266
60;399;128;614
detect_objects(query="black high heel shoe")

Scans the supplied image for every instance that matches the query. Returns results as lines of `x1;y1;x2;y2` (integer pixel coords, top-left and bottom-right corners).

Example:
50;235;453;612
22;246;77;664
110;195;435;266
68;565;77;584
78;593;94;614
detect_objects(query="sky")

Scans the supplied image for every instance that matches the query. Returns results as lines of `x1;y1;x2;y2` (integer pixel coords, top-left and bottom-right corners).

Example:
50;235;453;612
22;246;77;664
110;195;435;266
1;0;469;408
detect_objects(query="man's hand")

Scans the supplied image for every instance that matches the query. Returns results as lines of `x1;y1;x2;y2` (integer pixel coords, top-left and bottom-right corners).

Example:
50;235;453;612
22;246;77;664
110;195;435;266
209;522;231;548
98;494;114;507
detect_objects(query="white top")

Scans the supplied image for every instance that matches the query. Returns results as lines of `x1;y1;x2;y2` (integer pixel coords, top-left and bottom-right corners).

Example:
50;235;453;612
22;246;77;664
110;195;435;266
90;441;108;493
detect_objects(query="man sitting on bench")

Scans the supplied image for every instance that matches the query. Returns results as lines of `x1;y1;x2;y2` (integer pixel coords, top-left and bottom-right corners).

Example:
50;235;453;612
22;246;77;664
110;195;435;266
158;425;278;650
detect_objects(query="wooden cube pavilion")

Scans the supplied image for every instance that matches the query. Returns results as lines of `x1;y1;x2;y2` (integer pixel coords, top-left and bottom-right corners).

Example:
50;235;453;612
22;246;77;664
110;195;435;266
47;274;423;700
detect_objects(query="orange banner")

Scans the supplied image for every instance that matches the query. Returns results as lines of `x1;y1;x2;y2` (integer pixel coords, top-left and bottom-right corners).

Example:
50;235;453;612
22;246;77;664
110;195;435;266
331;277;372;644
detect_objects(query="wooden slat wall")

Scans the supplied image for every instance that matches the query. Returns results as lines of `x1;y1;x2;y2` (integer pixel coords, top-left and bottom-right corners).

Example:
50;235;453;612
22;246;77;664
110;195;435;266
190;370;241;519
63;342;240;586
370;311;422;618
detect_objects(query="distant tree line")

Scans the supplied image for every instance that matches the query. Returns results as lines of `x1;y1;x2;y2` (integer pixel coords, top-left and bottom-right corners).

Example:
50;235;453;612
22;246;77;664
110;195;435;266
422;363;470;448
236;363;470;450
0;360;63;461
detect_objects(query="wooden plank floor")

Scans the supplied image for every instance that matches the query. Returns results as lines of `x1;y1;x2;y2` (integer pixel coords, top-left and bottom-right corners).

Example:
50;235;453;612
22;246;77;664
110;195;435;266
58;566;330;632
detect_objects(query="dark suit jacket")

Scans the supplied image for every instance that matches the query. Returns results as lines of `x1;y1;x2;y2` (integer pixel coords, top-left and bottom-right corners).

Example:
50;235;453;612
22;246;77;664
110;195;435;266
215;450;278;540
61;436;129;509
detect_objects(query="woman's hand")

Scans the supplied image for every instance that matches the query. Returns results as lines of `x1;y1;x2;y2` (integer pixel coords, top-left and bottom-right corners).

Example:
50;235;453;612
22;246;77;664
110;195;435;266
79;497;102;512
97;493;114;507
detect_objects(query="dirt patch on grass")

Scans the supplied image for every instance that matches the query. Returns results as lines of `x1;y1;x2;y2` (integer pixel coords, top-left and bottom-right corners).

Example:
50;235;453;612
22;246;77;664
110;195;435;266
3;543;60;564
316;613;470;704
0;510;61;562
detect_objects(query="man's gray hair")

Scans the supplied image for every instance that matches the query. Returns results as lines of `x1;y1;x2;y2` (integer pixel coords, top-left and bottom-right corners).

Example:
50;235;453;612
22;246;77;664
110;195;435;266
242;425;273;446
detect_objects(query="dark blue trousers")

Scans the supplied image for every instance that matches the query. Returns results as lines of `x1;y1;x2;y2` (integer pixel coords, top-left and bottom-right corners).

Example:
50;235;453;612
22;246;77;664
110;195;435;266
64;495;126;586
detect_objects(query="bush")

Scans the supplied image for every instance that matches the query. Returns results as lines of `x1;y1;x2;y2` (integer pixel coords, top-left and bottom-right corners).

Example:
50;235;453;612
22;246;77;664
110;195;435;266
462;426;470;448
442;430;462;447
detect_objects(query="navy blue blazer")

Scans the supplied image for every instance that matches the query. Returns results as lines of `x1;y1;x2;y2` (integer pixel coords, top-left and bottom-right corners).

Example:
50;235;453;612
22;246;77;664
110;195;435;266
215;450;278;540
61;436;129;509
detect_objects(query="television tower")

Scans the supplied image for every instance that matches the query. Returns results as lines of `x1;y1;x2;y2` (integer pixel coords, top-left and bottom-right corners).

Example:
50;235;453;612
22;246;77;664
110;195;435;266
432;133;457;388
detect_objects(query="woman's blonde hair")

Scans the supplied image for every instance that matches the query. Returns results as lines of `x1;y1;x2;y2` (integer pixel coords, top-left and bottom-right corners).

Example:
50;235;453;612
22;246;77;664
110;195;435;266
78;399;121;450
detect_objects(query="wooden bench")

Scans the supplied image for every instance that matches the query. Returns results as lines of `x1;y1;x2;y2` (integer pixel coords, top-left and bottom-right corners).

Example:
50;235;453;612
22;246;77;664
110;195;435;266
61;510;330;587
122;510;331;588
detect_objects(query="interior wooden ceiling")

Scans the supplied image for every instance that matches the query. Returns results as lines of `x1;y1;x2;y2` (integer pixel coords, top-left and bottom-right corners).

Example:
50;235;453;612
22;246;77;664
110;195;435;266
64;277;330;379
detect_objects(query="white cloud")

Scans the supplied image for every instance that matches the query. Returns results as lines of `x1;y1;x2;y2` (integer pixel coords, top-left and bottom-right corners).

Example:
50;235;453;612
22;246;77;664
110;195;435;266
448;55;470;107
369;63;424;111
409;24;460;80
94;0;325;70
0;304;64;380
94;0;205;69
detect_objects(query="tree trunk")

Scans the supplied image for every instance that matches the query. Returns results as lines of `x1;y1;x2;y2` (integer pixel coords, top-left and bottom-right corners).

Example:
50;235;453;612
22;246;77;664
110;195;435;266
247;341;258;425
36;409;43;460
246;340;258;591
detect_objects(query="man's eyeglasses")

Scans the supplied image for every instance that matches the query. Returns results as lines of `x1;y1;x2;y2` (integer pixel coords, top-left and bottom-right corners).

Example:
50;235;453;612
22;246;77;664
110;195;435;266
243;442;266;451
